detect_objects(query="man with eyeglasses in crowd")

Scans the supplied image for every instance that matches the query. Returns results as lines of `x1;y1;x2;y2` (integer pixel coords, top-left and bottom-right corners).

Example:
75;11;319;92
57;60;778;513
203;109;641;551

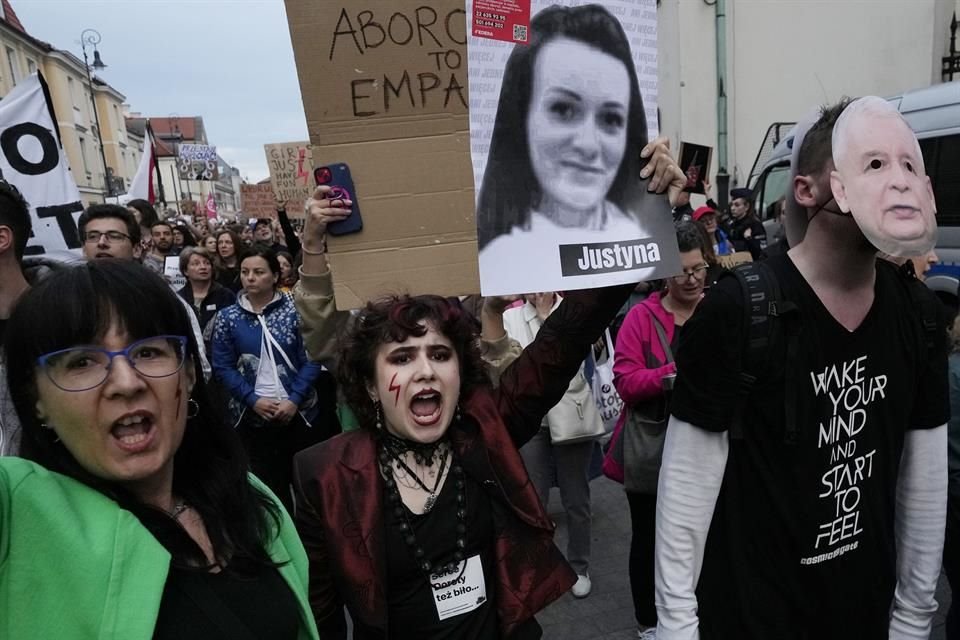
77;204;211;380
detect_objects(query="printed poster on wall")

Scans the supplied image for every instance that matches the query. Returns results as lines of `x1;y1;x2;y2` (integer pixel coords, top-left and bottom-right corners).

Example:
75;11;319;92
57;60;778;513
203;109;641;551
469;0;680;295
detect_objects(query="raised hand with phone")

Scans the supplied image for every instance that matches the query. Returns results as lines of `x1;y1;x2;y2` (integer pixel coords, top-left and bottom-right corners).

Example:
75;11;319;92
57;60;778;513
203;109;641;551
300;185;353;275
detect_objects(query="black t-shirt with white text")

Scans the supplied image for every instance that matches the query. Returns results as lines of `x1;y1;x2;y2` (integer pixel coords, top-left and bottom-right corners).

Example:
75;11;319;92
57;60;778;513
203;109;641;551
671;254;949;639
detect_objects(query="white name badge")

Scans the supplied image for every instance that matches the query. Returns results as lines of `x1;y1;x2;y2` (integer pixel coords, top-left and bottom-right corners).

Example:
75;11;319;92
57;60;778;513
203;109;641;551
431;554;487;621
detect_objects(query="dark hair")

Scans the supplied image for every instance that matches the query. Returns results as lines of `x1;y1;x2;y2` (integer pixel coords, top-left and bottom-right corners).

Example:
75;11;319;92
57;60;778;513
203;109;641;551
78;204;142;244
476;4;648;250
3;260;281;568
214;228;242;266
179;246;213;276
173;223;197;248
797;97;854;178
276;250;298;286
0;180;31;261
241;244;280;279
338;295;488;431
676;220;706;254
691;220;717;266
127;199;159;228
150;220;174;235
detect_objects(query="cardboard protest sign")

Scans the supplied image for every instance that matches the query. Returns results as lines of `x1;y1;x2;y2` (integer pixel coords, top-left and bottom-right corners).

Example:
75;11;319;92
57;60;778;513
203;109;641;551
180;199;199;218
469;0;679;295
178;144;219;181
240;183;278;218
830;96;936;257
679;142;712;195
265;141;314;216
0;73;84;255
284;0;478;309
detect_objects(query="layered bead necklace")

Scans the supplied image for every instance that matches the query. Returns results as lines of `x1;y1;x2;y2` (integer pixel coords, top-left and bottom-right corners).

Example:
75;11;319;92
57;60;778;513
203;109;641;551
379;432;468;577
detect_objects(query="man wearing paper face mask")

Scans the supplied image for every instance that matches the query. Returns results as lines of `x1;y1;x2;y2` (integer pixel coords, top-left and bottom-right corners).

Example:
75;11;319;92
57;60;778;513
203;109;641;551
654;98;949;640
830;96;937;257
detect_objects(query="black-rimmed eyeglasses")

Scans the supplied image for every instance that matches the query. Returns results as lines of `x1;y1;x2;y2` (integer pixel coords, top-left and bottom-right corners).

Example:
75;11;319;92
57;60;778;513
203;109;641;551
671;264;709;283
83;230;131;244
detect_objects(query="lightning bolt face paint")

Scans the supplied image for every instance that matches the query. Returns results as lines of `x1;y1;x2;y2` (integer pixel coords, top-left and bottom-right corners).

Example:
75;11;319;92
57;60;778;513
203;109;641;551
389;373;402;407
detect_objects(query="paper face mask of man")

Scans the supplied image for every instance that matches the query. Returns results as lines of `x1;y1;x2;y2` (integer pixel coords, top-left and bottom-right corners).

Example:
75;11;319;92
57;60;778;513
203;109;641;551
830;96;936;257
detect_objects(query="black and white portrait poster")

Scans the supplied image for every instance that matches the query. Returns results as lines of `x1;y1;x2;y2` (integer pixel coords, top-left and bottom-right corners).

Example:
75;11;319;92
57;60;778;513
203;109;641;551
469;0;679;295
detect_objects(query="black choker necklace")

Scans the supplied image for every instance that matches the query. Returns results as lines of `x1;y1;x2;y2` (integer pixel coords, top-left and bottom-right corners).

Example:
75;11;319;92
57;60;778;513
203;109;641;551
379;447;467;578
380;430;448;467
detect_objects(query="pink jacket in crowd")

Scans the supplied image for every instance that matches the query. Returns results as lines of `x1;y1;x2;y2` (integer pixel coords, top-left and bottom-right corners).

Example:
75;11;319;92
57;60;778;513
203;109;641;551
612;291;678;427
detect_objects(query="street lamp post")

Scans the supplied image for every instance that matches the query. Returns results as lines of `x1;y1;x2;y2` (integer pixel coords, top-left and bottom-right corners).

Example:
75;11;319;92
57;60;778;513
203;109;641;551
80;28;112;202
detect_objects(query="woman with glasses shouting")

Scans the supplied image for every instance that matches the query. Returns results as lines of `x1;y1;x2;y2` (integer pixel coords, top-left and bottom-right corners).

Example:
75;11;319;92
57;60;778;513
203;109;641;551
608;221;708;640
0;261;318;640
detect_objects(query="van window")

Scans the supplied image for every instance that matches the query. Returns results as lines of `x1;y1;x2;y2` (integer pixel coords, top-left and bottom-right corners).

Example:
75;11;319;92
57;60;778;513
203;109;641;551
920;134;960;227
757;164;790;221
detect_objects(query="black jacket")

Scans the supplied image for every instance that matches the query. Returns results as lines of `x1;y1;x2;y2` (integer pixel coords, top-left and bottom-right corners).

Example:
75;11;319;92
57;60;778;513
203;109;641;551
177;282;236;336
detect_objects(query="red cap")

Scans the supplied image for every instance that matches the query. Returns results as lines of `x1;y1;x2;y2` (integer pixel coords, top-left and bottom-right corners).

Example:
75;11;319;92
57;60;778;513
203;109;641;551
692;206;717;221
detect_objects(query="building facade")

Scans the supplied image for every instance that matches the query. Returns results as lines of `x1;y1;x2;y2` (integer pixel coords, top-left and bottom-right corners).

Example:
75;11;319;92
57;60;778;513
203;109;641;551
658;0;959;204
0;2;142;207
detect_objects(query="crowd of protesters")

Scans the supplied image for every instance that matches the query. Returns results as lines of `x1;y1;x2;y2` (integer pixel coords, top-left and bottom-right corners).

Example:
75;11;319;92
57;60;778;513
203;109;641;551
0;93;956;640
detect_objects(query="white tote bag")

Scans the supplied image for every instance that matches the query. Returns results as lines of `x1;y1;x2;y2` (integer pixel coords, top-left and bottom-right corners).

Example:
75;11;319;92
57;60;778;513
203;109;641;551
592;329;624;435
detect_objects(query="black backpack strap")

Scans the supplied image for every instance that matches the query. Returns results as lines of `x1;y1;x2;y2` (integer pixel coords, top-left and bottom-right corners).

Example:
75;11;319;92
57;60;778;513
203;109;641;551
729;263;768;440
905;275;939;353
888;263;941;376
729;261;800;443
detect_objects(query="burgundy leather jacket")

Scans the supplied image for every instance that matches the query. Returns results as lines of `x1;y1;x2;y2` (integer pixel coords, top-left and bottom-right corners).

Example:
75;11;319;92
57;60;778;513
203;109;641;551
292;284;633;639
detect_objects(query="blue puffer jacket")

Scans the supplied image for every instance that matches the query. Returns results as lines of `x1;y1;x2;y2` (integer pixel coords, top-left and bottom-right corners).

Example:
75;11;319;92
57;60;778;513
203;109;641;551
212;292;322;425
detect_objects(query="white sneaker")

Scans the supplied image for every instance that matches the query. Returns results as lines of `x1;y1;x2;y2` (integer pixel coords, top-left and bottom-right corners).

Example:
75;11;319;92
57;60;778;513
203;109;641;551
637;626;657;640
571;574;592;598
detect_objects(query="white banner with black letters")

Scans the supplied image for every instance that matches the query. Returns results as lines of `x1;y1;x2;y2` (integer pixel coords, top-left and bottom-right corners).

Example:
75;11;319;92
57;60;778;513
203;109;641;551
468;0;680;295
0;72;83;256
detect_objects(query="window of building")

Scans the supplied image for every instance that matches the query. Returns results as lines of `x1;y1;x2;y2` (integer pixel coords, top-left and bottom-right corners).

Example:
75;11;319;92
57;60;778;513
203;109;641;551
26;59;36;76
68;77;77;109
6;47;19;87
78;136;90;175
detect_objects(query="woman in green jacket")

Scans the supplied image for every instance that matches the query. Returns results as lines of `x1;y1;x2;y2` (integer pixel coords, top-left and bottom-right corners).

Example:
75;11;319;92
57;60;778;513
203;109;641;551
0;260;318;640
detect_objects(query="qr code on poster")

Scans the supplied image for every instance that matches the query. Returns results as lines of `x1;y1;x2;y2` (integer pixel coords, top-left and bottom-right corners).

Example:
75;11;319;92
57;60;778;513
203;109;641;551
513;24;528;42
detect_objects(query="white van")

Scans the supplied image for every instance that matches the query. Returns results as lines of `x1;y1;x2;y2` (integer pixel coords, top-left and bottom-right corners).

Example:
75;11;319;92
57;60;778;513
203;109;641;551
750;81;960;310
